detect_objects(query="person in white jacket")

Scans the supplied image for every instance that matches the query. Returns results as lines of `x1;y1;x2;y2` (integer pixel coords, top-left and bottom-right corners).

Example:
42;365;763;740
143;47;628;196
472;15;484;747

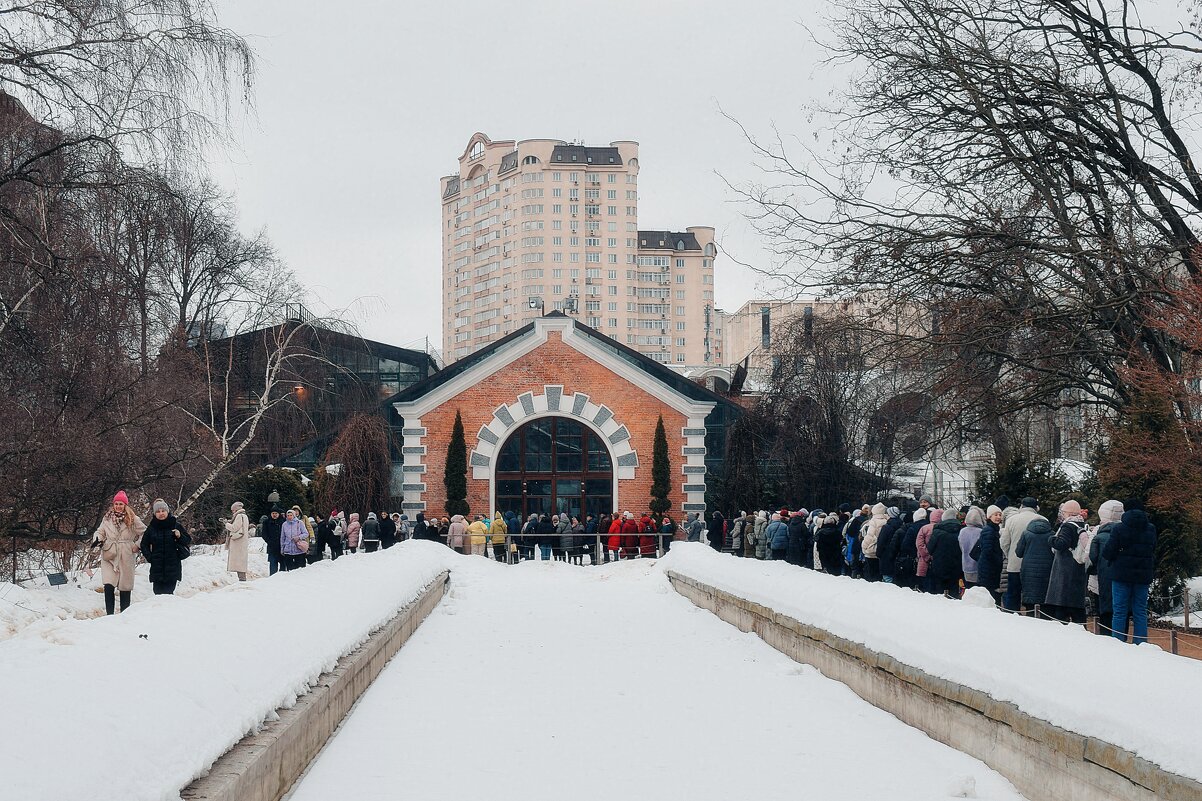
224;501;250;581
860;503;889;582
999;497;1044;612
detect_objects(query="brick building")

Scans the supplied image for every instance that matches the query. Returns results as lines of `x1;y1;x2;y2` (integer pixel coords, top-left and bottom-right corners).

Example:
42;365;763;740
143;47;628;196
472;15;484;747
389;313;738;520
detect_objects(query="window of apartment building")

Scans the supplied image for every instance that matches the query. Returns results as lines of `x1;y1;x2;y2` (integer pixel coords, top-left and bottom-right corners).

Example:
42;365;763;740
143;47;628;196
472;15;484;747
607;270;617;280
586;253;600;263
607;205;617;216
586;221;600;232
607;237;617;248
608;285;617;295
569;189;579;201
608;223;617;233
608;302;617;311
586;268;601;279
675;290;685;299
553;285;563;295
703;259;713;268
608;318;618;328
608;174;616;183
588;316;602;327
626;174;635;184
586;300;601;311
570;268;579;279
552;204;562;214
675;353;685;363
626;223;636;232
570;236;580;247
704;290;713;300
607;254;617;263
607;190;617;200
552;236;562;246
570;204;579;214
552;220;562;230
586;236;600;247
570;253;580;262
675;306;685;316
585;188;599;199
553;253;563;262
676;321;686;330
552;188;562;198
675;274;685;284
552;172;561;181
569;172;578;182
585;204;599;215
703;275;713;284
553;268;563;278
626;206;636;215
675;258;685;268
676;338;686;347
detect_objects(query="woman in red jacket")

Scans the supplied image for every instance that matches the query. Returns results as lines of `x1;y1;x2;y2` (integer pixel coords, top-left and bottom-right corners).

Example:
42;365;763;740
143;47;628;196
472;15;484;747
607;513;624;561
620;511;641;559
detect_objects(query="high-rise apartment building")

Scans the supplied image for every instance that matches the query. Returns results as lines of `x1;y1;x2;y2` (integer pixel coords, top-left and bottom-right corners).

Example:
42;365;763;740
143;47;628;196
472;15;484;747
441;133;720;366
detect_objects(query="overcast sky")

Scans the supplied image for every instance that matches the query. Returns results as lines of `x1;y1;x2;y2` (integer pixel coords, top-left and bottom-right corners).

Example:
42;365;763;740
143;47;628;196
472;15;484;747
209;1;831;351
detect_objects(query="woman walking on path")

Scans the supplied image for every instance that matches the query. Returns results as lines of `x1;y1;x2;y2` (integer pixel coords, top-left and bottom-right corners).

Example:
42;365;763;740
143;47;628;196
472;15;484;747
224;501;250;580
280;509;309;570
92;490;146;615
140;499;191;595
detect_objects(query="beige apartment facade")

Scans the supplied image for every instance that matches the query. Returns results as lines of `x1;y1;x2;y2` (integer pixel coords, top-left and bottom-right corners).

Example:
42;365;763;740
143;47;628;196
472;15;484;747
441;133;720;366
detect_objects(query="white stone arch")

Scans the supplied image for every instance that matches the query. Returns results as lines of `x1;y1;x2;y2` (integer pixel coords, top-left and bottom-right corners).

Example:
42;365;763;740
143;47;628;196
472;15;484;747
469;386;638;515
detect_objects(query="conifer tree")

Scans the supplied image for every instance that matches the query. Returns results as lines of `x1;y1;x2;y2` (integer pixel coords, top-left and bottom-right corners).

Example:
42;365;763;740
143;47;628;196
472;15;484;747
445;410;470;517
649;415;671;516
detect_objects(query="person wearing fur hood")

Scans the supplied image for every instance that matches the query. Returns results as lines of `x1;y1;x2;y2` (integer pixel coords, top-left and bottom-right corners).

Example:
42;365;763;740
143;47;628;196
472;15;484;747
860;503;888;582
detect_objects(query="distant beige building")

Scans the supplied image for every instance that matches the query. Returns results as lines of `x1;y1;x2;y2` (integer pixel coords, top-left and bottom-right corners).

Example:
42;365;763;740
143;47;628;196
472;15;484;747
441;133;720;366
718;298;846;386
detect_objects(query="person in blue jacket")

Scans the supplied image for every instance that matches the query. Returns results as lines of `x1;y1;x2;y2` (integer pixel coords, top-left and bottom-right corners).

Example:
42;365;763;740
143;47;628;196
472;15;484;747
765;511;790;560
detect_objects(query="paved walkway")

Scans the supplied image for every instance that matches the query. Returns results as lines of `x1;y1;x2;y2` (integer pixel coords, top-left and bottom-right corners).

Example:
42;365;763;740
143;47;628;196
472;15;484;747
287;558;1026;801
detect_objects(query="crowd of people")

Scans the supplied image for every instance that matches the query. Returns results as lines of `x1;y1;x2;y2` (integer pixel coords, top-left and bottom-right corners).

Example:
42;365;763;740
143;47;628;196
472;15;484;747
90;488;1160;645
707;494;1159;645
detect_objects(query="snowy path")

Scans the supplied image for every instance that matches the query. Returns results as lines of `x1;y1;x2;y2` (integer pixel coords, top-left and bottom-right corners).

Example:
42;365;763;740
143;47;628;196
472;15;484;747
288;558;1026;801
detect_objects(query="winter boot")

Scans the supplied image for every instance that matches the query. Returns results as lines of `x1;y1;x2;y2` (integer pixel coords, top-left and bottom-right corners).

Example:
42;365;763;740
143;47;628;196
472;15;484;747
104;584;116;616
119;590;131;612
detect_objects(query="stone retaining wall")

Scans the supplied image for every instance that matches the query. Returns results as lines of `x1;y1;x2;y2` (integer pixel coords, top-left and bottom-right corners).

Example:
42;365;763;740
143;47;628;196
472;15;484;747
181;570;449;801
667;571;1201;801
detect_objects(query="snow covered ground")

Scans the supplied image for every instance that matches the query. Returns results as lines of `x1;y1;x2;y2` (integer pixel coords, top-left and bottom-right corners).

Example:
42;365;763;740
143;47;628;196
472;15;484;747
660;544;1202;784
287;556;1026;801
0;541;271;640
0;541;456;801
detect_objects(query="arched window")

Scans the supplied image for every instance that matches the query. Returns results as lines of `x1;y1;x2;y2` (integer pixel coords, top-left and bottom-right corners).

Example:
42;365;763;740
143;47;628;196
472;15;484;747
495;417;613;521
704;243;716;257
469;141;484;160
676;239;685;250
522;155;540;165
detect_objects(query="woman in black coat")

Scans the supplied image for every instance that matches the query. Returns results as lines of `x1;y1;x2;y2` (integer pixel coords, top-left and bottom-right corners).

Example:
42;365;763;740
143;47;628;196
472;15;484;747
816;516;845;576
876;510;903;582
926;516;964;598
140;499;191;595
973;506;1005;602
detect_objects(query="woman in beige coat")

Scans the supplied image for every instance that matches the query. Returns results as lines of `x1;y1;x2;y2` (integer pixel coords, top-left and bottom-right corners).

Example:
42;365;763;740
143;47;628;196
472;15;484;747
224;501;250;580
92;490;146;614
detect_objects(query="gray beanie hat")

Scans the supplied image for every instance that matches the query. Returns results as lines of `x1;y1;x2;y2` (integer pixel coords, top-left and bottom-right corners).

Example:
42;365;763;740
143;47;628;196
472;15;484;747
152;499;170;514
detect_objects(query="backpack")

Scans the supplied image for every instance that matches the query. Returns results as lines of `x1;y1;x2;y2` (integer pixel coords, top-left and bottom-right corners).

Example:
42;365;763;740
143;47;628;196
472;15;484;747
1071;523;1094;567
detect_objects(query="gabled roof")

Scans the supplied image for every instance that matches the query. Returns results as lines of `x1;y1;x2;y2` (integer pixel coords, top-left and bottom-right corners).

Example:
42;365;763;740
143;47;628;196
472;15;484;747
385;312;736;413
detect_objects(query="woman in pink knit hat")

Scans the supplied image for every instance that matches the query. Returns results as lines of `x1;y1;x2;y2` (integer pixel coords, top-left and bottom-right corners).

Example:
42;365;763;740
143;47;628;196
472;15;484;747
92;491;146;614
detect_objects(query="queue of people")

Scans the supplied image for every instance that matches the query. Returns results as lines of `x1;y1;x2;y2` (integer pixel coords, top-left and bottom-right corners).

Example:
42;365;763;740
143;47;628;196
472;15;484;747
705;494;1159;645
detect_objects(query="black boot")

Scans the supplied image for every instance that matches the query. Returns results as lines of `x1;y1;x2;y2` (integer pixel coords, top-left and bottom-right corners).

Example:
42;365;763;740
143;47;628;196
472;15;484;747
104;584;116;616
119;590;131;612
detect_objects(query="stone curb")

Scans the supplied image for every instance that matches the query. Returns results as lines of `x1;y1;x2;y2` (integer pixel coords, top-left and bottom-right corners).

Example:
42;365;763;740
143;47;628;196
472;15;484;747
666;570;1202;801
181;570;450;801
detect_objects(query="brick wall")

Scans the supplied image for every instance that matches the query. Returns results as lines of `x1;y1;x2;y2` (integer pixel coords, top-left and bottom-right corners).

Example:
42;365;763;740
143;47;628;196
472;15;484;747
418;331;687;518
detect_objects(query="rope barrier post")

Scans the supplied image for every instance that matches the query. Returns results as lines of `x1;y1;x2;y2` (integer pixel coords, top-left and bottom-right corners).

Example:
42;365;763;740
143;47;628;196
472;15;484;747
1185;587;1191;631
1170;629;1178;655
658;534;663;558
1092;617;1098;635
1034;603;1041;620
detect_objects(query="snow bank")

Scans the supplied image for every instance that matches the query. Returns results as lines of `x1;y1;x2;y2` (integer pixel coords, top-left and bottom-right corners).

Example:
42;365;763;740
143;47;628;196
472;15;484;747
0;540;457;801
659;543;1202;783
1;541;271;641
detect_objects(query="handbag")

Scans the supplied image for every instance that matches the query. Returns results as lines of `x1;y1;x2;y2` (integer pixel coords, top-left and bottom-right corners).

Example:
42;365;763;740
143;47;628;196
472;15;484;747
294;536;310;554
175;529;191;560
